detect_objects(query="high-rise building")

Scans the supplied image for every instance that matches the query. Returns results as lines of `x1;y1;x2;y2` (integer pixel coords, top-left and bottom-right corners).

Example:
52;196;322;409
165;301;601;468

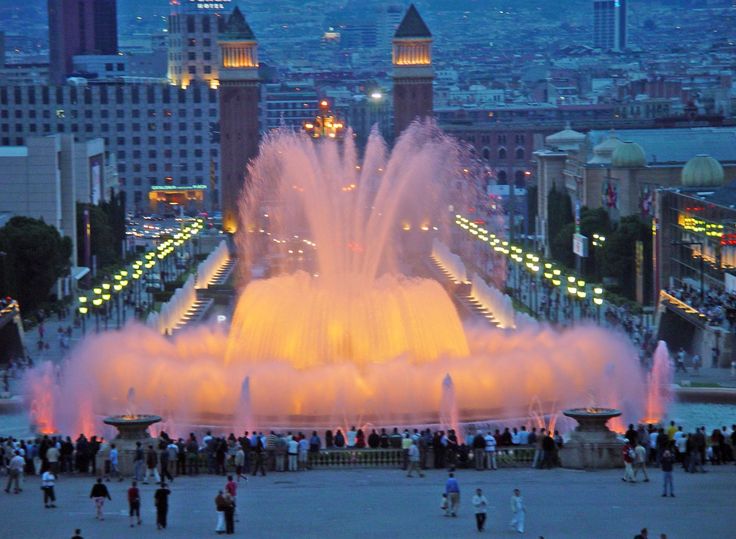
48;0;119;84
593;0;627;51
392;4;433;139
217;7;260;232
167;0;231;88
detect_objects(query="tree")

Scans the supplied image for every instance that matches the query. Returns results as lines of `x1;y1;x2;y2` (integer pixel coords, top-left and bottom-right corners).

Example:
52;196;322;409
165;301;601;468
0;217;72;311
602;215;652;301
76;190;127;271
547;185;574;263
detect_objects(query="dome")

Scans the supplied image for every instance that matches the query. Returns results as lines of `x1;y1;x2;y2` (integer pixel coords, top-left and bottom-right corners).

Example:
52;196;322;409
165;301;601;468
545;127;585;149
587;136;622;164
611;141;646;168
681;155;724;187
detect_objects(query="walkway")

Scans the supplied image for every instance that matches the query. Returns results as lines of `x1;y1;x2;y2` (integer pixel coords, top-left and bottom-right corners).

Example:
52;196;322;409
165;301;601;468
0;466;733;538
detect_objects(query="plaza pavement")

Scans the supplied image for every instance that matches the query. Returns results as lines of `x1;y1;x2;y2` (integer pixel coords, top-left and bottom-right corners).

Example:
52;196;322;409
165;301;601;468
0;464;734;539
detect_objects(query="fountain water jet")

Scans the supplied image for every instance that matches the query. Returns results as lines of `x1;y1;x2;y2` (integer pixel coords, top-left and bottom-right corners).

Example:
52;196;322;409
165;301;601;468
644;341;674;423
440;374;460;435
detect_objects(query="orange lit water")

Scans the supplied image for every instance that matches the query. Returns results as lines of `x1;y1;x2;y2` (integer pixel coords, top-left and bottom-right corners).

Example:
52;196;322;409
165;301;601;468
24;124;655;436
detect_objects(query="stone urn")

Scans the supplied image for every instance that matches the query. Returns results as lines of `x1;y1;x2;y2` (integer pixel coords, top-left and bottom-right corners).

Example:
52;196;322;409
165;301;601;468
103;415;162;476
559;408;624;470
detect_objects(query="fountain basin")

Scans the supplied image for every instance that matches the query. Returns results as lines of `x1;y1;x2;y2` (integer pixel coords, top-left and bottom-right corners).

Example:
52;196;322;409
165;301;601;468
103;415;162;476
559;407;623;470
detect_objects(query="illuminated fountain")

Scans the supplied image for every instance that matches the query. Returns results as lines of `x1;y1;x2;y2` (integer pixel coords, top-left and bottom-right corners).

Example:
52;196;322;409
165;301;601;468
24;122;654;437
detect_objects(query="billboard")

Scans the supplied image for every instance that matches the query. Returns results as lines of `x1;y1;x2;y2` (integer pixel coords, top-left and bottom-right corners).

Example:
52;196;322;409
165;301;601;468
89;155;103;204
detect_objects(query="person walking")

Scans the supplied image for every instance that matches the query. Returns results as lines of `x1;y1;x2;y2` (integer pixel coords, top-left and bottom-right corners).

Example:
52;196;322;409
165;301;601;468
445;472;461;517
406;440;424;478
89;478;111;520
5;450;25;493
214;490;227;534
661;449;675;497
633;440;650;482
510;488;525;534
144;444;161;484
128;480;142;527
41;468;57;508
160;444;174;483
154;482;171;530
472;487;488;532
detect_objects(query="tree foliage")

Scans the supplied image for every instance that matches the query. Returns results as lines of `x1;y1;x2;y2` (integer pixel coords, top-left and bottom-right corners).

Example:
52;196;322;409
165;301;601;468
547;185;574;261
76;189;127;270
0;216;72;311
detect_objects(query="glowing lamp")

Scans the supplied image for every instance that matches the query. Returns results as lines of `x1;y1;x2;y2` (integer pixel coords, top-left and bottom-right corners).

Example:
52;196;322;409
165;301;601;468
553;269;561;276
102;283;111;290
577;280;585;288
78;306;88;315
567;276;576;283
552;279;561;286
577;291;587;299
92;298;103;307
121;271;128;277
593;298;604;305
567;286;577;295
114;275;122;281
121;280;128;287
93;287;102;295
102;293;111;301
78;296;88;303
113;284;122;292
594;287;603;295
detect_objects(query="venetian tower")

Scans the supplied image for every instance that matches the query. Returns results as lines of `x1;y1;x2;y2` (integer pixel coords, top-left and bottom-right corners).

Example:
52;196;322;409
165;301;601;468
392;4;434;139
218;7;260;233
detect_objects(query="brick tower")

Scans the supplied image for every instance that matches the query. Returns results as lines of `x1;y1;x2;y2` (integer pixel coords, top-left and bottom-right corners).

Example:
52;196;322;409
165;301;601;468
218;7;259;233
392;4;434;140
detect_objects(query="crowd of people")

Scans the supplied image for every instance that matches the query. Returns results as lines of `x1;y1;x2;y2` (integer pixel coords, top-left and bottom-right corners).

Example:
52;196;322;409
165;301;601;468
666;283;735;328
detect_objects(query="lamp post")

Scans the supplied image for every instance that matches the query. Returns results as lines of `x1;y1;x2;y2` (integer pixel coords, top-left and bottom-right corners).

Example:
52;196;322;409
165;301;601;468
672;240;705;305
78;297;88;335
593;287;604;325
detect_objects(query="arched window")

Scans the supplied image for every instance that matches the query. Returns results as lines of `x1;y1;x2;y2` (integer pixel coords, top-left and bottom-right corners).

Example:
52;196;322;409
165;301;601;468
481;147;490;160
498;147;507;160
514;170;525;187
515;147;525;160
497;170;507;184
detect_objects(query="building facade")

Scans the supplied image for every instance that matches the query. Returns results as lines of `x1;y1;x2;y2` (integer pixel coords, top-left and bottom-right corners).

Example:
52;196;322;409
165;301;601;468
392;4;434;139
167;0;231;88
217;7;260;232
593;0;627;51
0;82;218;213
48;0;119;84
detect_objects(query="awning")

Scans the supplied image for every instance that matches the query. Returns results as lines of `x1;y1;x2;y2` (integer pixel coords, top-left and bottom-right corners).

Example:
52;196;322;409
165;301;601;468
71;266;90;281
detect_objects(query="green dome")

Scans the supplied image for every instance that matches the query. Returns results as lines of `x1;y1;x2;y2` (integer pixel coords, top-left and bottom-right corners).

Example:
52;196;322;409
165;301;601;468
681;155;724;187
611;141;646;168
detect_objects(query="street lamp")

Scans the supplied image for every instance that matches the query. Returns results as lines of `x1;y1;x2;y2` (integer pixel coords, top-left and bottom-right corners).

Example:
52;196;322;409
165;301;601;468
672;240;705;305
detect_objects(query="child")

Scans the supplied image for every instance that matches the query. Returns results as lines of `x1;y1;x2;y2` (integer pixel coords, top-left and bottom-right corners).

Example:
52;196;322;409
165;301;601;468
441;493;449;516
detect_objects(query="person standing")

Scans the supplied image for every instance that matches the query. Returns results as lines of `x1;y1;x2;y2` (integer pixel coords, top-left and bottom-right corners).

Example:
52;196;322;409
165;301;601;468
109;444;121;481
223;490;235;535
661;449;675;497
160;443;174;483
510;488;525;534
133;441;145;481
406;440;424;477
484;431;497;470
5;450;24;493
144;444;161;484
445;472;460;517
633;440;650;482
472;487;488;532
225;475;238;522
89;478;111;520
128;480;142;527
214;490;227;534
287;437;298;472
41;468;57;508
154;482;171;530
252;436;266;476
622;442;635;483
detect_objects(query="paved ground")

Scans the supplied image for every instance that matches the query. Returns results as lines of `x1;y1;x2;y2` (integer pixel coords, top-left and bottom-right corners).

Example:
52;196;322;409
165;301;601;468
0;464;734;539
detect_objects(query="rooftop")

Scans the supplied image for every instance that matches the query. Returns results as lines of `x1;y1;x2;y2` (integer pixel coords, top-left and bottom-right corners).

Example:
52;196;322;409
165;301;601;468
587;128;736;165
394;4;431;39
